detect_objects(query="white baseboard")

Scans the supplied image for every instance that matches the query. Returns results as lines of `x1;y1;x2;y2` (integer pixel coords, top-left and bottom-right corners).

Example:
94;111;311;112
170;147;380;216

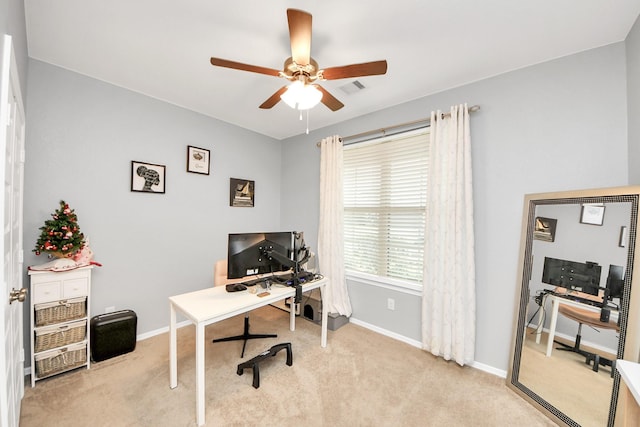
349;316;507;378
536;326;617;355
25;317;509;379
349;317;422;348
135;319;192;341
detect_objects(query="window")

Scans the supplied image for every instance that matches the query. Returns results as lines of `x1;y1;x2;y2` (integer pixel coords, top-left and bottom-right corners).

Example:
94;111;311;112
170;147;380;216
343;128;429;286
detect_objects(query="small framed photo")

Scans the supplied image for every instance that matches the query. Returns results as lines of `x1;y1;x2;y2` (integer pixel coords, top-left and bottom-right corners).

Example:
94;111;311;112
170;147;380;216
580;203;605;225
131;161;166;193
187;145;210;175
533;217;557;242
230;178;254;207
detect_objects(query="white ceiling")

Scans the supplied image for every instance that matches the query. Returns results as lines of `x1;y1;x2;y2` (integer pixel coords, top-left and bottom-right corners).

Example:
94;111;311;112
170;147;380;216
24;1;640;140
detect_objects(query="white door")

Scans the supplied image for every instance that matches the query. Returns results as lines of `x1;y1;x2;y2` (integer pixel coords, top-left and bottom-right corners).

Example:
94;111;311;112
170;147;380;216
0;35;26;427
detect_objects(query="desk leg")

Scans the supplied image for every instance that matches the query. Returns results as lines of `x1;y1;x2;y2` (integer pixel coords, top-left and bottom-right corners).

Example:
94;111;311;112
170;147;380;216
535;295;544;345
196;322;205;426
545;297;560;357
290;300;295;331
321;283;328;348
170;303;177;389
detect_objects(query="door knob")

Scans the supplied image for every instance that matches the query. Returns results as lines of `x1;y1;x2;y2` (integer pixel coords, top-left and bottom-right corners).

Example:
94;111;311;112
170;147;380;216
9;287;27;304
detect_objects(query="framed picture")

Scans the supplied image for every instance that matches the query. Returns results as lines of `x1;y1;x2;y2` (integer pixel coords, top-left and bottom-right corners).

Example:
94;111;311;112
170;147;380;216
580;203;605;225
131;161;166;193
187;145;210;175
230;178;254;207
533;217;557;242
620;226;628;248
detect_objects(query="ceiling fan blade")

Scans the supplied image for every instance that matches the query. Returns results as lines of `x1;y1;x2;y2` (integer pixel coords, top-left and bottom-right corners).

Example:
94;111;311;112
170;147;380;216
287;9;312;66
322;60;388;80
259;86;288;109
210;57;281;77
316;85;344;111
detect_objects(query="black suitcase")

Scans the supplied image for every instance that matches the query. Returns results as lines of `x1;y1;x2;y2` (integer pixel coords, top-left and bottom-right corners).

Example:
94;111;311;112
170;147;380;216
90;310;137;362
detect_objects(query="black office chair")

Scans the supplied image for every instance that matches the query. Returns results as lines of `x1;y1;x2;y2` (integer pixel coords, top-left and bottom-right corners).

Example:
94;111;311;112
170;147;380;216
211;259;276;358
555;264;623;375
555;303;619;373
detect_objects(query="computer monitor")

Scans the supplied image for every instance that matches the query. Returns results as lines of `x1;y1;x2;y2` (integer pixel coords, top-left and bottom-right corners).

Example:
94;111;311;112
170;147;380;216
605;264;624;301
541;256;601;296
227;231;301;279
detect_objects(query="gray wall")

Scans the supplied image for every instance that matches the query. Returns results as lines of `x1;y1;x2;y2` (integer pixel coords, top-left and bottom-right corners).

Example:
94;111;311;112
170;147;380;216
24;60;283;360
628;15;640;184
23;39;631;374
281;42;629;372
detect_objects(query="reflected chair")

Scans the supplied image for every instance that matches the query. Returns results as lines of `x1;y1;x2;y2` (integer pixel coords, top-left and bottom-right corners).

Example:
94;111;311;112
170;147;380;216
211;259;277;358
555;295;620;374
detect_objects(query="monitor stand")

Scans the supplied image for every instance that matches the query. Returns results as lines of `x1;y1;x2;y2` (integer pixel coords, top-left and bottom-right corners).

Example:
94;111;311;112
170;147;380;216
212;315;277;358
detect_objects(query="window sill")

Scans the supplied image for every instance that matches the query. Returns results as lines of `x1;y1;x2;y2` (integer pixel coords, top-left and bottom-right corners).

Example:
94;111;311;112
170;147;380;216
345;271;422;296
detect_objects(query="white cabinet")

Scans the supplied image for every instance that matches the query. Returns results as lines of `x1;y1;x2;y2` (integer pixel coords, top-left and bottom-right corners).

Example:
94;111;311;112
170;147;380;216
28;266;92;387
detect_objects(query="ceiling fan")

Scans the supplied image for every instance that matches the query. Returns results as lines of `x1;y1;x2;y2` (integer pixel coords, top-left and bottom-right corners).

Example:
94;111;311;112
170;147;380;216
209;8;388;111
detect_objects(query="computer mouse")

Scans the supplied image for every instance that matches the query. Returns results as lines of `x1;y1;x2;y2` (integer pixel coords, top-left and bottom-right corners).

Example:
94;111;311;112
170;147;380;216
225;283;247;292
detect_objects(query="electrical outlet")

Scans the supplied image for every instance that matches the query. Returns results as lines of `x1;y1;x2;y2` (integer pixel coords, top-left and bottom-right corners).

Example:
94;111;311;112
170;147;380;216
387;298;395;310
105;306;116;313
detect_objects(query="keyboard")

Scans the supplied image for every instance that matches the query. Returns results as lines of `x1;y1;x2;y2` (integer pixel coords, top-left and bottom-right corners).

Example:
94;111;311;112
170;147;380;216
241;277;266;286
274;271;317;285
240;271;317;287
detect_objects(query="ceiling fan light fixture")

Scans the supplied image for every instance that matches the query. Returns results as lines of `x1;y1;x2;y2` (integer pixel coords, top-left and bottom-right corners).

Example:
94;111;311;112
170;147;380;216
280;80;322;110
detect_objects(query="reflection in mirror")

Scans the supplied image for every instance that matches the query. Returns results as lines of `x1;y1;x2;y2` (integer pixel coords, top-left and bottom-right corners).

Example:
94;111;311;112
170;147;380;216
507;188;640;427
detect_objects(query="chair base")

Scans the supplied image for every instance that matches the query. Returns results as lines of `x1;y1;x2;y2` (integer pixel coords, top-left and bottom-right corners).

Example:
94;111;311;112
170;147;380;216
555;335;615;377
212;316;277;358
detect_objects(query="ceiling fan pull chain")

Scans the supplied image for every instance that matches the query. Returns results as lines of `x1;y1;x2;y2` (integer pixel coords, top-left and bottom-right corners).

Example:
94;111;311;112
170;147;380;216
306;110;310;134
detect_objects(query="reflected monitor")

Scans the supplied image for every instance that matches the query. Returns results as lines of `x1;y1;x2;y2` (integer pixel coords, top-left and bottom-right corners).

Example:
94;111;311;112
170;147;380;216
541;256;601;296
605;264;624;301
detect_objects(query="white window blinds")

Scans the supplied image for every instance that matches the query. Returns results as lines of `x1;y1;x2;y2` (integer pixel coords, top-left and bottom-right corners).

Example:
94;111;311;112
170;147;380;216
343;128;429;284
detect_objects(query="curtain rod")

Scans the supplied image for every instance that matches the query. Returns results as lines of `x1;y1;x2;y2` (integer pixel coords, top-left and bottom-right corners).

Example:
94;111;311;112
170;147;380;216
316;104;480;147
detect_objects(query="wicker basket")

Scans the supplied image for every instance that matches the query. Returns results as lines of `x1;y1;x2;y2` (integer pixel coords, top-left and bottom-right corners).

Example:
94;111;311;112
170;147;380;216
34;320;86;353
35;297;86;327
35;342;87;378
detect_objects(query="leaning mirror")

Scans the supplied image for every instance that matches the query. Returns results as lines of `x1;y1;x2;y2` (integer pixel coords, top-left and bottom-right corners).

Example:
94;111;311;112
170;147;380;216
507;187;640;427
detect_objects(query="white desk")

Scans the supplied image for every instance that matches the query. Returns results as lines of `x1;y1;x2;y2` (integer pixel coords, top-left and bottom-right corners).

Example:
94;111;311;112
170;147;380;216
169;277;328;426
535;293;618;357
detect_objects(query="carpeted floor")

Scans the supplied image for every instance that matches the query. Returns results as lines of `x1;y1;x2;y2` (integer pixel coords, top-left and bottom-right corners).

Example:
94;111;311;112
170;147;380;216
20;306;555;426
519;328;617;427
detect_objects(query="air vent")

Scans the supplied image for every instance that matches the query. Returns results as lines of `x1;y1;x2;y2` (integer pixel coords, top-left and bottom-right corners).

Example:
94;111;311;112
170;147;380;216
339;80;366;95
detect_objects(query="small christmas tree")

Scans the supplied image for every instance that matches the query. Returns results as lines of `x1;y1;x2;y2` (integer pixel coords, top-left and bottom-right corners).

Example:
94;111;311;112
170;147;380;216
33;200;85;258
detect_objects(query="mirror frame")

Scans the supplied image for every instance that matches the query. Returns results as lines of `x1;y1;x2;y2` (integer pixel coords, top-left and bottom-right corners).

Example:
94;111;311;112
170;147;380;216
506;186;640;426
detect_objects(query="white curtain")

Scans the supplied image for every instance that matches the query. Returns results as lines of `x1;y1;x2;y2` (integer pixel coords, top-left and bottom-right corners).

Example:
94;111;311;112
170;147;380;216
421;104;476;366
317;135;353;317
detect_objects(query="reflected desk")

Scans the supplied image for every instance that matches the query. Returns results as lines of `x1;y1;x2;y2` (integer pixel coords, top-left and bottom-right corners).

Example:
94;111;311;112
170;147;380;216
535;292;618;357
169;277;328;426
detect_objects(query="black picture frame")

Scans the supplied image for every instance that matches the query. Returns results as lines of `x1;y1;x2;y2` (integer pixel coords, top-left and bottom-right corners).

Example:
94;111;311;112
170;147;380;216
533;217;557;242
230;178;254;207
187;145;210;175
131;161;166;194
